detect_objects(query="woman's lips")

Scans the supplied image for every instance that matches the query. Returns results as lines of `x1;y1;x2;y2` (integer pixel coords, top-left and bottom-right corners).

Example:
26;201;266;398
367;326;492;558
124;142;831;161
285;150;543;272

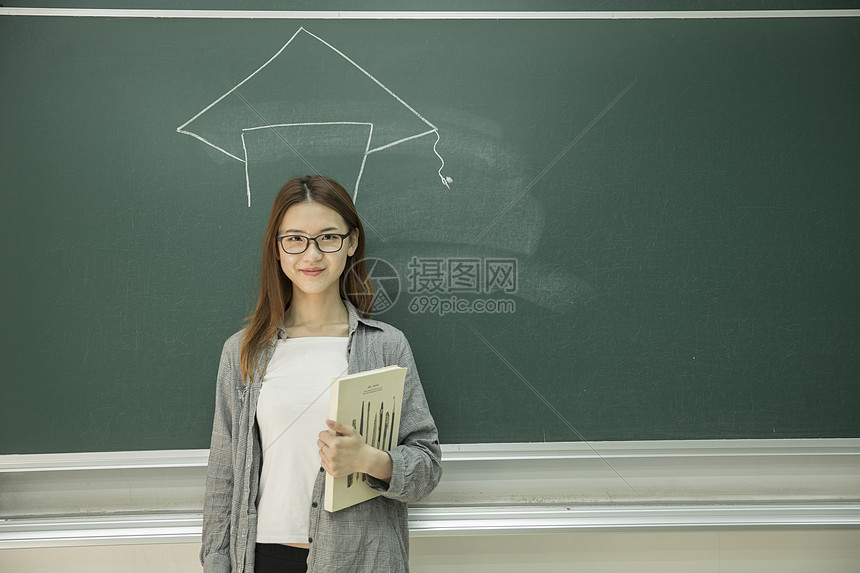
301;268;323;276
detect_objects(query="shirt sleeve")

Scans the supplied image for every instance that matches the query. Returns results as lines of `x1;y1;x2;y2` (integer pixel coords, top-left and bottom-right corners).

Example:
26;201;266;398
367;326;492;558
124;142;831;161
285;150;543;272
200;338;238;573
366;332;442;502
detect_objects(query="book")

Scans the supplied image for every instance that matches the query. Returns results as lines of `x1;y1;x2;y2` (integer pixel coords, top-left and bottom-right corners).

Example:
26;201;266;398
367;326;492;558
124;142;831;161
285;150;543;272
324;365;407;512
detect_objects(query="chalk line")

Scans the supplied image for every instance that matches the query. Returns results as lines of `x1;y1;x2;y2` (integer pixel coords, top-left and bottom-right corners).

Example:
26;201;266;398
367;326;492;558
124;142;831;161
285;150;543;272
366;128;439;154
298;28;449;187
355;122;374;204
241;122;374;206
177;27;449;202
176;27;305;164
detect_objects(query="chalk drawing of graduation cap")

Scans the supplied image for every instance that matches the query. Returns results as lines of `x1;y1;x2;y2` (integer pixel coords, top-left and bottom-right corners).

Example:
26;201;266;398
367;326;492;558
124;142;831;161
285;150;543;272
177;27;450;206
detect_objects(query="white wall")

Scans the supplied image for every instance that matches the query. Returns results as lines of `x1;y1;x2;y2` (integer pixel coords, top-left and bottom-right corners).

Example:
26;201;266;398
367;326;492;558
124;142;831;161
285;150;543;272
3;530;860;573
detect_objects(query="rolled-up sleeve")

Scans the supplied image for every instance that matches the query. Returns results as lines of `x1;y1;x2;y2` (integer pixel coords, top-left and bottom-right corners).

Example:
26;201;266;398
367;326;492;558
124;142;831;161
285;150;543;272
200;341;236;573
367;332;442;502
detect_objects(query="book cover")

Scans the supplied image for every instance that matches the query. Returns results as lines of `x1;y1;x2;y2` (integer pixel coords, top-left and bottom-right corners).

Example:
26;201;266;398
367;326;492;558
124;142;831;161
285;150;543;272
324;365;407;512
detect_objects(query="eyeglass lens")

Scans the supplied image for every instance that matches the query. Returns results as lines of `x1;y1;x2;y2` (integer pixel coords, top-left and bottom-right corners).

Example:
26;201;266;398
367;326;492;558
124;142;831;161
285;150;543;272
281;234;344;254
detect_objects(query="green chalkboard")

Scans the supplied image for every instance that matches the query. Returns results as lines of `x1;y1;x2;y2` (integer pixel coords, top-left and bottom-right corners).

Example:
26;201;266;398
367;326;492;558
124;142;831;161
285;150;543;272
2;13;859;454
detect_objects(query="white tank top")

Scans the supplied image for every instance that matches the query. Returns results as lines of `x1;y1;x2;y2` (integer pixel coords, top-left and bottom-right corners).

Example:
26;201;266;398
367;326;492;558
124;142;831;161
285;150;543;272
255;336;349;544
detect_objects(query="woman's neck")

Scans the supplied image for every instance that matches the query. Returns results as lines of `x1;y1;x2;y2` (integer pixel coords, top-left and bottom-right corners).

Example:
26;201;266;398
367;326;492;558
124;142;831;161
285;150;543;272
284;290;349;337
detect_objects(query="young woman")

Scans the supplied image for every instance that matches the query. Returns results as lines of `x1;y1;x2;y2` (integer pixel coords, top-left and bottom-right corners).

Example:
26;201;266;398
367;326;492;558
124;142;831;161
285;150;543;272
200;175;442;573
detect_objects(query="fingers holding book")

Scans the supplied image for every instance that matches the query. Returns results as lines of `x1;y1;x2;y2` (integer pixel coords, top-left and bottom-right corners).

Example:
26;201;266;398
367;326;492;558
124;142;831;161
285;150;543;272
318;419;392;482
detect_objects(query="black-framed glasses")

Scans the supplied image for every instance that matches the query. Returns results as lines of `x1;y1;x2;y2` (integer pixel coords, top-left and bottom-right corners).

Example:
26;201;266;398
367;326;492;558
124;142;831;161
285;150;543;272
277;231;352;255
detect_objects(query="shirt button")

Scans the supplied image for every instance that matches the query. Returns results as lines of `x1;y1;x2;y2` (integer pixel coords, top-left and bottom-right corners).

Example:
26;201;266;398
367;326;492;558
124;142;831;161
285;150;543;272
319;467;325;473
308;537;313;544
311;502;318;508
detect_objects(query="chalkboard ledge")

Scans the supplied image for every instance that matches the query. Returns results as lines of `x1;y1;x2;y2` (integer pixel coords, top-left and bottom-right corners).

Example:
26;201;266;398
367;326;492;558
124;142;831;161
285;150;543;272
2;439;859;548
0;438;860;549
4;502;859;549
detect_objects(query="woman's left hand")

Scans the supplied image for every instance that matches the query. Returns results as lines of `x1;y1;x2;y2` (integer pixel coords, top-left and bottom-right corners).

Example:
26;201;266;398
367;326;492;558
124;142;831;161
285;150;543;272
318;419;392;481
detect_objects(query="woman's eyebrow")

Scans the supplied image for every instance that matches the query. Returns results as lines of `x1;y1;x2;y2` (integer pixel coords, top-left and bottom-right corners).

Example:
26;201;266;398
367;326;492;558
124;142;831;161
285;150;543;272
280;226;340;234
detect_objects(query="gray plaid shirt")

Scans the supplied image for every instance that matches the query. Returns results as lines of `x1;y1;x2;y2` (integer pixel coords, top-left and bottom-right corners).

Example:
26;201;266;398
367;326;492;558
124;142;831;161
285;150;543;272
201;300;442;573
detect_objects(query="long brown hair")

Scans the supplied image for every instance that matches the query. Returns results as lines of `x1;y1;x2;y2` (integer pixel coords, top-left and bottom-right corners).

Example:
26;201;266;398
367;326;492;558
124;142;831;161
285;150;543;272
240;175;374;384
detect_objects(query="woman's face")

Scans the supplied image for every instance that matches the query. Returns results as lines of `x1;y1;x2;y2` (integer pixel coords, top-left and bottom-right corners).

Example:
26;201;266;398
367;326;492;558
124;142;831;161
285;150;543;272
277;201;357;300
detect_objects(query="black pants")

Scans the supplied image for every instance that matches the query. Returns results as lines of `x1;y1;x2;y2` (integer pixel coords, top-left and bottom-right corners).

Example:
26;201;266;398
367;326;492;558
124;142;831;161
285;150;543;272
254;543;309;573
